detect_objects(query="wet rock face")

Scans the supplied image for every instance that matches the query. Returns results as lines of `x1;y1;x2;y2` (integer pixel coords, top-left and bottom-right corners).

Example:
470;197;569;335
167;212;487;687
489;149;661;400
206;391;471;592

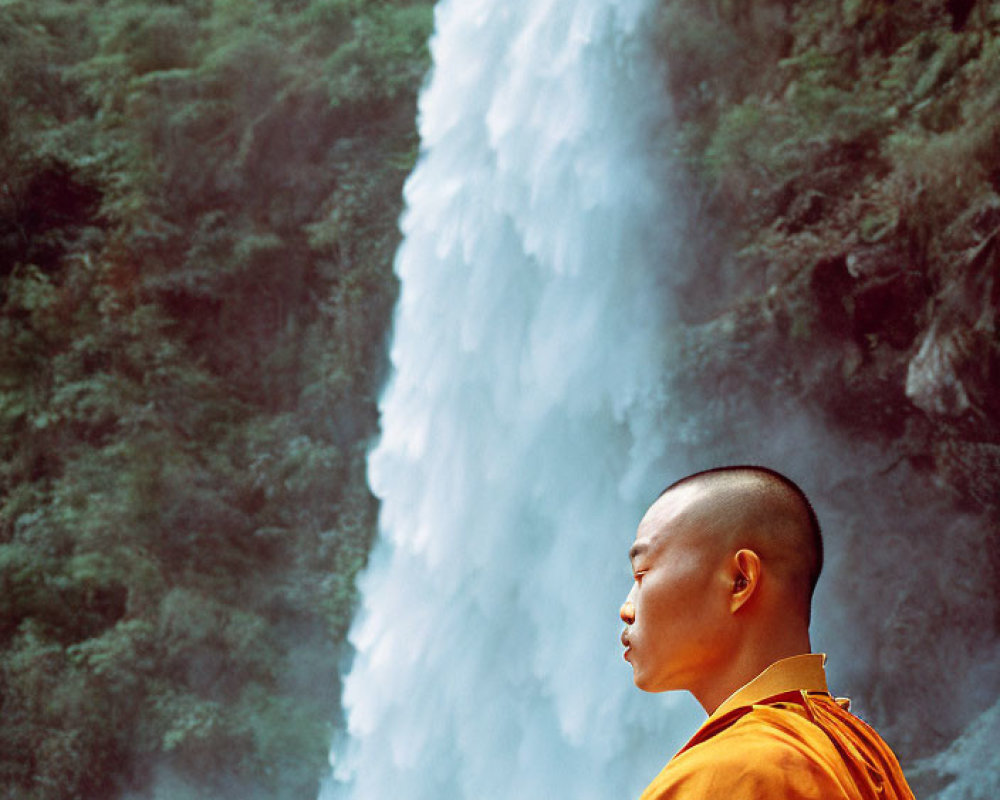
666;307;1000;767
828;472;1000;754
906;322;976;416
852;269;926;349
907;698;1000;799
906;223;1000;415
654;0;1000;789
675;206;1000;756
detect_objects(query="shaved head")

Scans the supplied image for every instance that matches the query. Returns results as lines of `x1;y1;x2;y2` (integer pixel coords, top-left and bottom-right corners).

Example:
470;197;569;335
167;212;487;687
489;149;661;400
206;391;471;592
659;466;823;619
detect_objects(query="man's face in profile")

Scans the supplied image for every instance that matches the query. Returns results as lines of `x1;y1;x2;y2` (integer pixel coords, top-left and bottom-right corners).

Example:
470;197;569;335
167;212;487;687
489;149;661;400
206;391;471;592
621;484;729;693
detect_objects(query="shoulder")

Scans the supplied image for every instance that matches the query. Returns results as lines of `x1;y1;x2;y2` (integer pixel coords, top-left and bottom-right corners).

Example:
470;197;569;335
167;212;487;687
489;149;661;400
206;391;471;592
639;704;853;800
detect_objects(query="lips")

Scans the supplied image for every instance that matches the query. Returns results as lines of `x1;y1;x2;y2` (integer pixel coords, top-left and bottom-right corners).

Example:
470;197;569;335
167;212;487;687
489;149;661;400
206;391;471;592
621;628;632;659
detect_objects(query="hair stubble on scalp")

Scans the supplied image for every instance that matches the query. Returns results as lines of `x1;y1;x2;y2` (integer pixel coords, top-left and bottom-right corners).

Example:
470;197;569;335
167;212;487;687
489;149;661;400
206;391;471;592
660;466;824;620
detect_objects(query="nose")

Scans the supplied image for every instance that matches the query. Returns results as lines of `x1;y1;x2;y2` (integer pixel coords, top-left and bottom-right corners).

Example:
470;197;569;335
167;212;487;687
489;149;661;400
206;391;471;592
620;584;636;624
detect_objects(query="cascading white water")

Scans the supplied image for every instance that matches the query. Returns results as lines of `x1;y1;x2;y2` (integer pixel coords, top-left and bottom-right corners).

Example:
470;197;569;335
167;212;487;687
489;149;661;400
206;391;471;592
324;1;702;798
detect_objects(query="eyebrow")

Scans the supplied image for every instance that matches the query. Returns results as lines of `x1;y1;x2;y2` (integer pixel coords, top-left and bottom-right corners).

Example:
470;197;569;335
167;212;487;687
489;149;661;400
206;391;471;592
629;542;647;563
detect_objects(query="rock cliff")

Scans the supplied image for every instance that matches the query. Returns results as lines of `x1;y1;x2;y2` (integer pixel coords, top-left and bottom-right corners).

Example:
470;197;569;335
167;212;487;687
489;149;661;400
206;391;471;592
651;2;999;794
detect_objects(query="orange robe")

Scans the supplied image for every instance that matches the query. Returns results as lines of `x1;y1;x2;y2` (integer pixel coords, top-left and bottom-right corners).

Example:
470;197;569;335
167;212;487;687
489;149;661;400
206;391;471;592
639;654;915;800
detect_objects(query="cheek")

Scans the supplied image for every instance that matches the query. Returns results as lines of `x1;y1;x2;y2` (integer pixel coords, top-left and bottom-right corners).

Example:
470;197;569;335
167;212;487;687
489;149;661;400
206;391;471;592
635;577;681;628
639;568;714;631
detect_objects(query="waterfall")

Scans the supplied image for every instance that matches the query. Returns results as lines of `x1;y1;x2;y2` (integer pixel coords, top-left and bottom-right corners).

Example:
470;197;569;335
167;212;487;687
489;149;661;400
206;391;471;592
324;1;701;797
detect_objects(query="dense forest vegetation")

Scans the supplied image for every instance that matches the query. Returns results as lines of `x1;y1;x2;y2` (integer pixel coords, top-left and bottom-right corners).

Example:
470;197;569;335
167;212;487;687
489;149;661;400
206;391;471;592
2;0;997;797
0;0;432;797
654;0;1000;469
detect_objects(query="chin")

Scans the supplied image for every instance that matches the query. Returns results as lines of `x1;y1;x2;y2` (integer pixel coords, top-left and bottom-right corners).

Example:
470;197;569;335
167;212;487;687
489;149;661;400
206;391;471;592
634;670;675;694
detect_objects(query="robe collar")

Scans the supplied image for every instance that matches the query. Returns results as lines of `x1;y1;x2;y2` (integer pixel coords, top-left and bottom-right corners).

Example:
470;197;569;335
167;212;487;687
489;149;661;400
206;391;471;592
677;653;831;755
712;652;829;719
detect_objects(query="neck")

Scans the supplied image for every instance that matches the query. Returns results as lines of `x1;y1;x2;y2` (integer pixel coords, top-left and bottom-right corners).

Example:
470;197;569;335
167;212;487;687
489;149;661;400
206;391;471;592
692;626;812;715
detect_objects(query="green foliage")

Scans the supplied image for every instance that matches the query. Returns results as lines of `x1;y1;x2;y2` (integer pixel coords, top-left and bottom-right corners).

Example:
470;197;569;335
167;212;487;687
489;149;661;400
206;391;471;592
100;5;200;75
322;3;434;110
0;0;433;797
654;0;1000;244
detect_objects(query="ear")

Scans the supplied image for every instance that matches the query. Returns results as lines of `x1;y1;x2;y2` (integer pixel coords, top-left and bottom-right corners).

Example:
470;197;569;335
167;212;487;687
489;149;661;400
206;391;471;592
730;548;761;613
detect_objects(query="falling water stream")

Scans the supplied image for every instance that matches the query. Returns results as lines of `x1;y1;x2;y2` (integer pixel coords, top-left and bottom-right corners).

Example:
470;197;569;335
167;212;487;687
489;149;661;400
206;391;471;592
324;1;702;797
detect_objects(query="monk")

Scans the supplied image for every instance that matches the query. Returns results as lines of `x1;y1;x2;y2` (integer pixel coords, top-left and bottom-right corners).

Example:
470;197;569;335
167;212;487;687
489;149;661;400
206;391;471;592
620;465;914;799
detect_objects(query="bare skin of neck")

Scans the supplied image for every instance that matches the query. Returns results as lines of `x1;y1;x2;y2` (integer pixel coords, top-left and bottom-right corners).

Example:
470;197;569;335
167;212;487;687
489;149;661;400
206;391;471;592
691;613;813;716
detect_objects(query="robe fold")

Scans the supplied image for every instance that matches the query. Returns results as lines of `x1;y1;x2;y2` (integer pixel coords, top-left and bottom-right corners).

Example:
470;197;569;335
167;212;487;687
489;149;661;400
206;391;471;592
638;654;915;800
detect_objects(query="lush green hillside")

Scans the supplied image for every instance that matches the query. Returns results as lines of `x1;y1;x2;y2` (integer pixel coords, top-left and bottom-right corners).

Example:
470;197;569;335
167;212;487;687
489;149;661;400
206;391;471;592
0;1;432;797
